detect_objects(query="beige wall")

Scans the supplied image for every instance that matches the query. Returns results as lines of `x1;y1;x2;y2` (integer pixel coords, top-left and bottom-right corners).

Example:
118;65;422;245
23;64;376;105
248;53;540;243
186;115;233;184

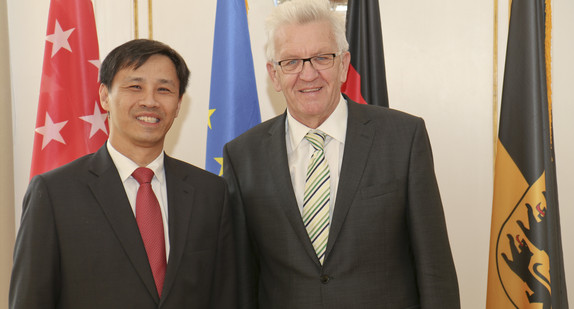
5;0;574;307
1;0;15;304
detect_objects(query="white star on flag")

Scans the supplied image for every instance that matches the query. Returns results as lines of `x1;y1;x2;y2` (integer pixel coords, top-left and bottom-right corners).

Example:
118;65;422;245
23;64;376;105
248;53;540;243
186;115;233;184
89;59;101;81
46;20;75;58
39;73;65;103
35;112;68;149
80;102;108;138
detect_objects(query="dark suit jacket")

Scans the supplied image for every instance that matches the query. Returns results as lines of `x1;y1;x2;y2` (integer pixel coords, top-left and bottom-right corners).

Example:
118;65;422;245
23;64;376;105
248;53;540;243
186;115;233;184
223;100;459;309
10;145;236;308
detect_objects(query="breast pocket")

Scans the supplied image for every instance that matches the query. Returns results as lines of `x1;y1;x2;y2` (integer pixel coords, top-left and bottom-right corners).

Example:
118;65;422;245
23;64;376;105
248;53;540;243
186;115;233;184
360;180;398;200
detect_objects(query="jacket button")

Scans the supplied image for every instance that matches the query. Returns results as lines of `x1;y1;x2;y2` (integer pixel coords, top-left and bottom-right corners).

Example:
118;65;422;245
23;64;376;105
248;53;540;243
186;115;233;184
320;275;330;284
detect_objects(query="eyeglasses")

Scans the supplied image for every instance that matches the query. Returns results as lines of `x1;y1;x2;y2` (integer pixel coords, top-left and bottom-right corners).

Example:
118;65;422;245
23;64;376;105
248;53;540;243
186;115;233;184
275;52;341;74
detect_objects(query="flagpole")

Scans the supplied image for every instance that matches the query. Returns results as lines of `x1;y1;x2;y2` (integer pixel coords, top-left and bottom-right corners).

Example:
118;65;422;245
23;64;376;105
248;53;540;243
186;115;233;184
492;0;498;173
133;0;139;38
148;0;153;39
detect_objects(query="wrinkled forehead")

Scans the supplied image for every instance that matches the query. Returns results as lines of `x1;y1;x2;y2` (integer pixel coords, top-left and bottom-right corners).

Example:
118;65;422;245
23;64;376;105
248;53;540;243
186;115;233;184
274;21;337;59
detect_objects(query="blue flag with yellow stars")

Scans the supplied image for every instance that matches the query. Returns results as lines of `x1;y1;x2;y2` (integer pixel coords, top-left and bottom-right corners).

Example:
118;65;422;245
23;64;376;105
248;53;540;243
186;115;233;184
206;0;261;176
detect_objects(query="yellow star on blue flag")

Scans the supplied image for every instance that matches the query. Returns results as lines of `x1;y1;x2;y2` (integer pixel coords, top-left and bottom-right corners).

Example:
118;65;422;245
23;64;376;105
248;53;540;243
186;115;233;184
213;157;224;176
207;109;216;130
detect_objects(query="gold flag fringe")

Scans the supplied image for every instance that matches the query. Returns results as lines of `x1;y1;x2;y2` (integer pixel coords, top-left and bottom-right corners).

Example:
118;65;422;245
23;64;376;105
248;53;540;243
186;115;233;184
545;0;553;146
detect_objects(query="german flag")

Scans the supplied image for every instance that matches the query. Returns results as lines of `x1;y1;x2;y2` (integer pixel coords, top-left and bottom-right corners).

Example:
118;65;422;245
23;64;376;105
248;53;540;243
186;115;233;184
486;0;568;307
341;0;388;107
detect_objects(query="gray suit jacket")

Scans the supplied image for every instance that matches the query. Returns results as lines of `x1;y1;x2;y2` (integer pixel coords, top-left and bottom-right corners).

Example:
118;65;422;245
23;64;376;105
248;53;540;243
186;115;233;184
223;100;459;308
10;145;236;308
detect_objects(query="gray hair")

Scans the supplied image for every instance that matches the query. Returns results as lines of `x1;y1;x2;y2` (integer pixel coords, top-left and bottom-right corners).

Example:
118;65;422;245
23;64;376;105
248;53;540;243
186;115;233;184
265;0;349;61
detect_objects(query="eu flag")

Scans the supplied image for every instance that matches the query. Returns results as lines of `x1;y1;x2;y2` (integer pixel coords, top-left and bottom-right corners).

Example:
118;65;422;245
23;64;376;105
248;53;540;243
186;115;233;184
206;0;261;175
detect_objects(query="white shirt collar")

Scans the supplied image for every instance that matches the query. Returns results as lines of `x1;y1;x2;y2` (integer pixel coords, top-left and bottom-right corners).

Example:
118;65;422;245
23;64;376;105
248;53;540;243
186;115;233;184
287;95;348;150
106;141;166;183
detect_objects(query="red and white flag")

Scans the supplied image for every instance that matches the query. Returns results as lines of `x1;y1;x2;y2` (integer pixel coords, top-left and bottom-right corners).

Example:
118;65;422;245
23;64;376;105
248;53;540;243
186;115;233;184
30;0;107;179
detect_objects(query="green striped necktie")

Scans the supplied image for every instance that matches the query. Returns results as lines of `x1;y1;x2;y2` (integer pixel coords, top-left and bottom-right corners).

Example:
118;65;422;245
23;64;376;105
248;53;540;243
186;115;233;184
303;130;331;265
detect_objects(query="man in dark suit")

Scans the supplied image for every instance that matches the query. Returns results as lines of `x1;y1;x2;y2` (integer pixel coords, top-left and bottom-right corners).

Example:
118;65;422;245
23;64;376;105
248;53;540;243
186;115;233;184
223;0;459;308
10;39;236;308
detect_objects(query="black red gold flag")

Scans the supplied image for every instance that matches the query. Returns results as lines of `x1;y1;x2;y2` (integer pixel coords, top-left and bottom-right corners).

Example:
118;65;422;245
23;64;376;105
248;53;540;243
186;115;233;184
486;0;568;308
341;0;388;107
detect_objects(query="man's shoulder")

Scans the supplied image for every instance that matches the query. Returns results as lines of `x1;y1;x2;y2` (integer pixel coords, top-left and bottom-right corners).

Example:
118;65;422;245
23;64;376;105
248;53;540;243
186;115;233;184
348;101;425;130
26;151;105;197
227;113;284;147
350;101;421;120
165;156;225;186
38;151;100;180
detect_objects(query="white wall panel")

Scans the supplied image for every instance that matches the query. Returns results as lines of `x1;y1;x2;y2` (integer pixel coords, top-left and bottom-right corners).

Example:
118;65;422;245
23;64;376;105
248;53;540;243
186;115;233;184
8;0;50;226
1;0;15;304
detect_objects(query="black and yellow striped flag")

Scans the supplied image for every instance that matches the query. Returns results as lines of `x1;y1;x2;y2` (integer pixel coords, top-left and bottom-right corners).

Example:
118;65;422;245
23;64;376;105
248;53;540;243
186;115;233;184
486;0;568;308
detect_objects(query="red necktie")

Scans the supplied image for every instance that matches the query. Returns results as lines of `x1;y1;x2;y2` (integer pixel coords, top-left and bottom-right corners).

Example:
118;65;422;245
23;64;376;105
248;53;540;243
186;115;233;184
132;167;167;297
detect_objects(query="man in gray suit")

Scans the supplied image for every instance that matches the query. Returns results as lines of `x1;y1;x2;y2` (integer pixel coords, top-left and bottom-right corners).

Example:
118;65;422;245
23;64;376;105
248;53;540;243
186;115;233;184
10;39;236;308
223;0;459;308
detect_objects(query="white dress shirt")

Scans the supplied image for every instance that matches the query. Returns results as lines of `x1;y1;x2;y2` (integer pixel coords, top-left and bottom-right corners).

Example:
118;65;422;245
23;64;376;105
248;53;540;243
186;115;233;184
106;141;170;260
285;95;348;218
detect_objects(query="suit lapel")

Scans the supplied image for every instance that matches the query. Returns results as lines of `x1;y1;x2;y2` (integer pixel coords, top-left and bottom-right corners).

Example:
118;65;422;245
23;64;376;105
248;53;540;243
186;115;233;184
159;156;195;304
87;146;160;303
326;101;374;258
265;114;321;265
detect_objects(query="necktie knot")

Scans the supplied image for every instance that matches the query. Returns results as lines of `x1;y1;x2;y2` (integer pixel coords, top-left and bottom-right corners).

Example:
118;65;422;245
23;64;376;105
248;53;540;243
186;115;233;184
133;167;154;185
305;130;327;151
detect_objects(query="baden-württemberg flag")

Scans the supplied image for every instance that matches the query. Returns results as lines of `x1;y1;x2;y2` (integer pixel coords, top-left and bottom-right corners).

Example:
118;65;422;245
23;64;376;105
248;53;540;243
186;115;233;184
205;0;261;176
486;0;568;308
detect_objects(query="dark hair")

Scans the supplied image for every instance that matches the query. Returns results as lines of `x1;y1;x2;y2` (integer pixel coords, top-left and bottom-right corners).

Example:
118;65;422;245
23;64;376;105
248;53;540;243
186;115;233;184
100;39;190;98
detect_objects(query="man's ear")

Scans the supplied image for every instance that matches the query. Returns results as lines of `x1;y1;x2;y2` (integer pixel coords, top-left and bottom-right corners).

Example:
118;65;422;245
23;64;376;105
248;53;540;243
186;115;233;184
99;84;110;111
267;62;282;92
175;98;182;118
339;51;351;84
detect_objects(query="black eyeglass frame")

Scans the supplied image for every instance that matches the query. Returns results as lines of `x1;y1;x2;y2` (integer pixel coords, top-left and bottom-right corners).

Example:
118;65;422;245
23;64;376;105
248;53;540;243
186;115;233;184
274;52;343;74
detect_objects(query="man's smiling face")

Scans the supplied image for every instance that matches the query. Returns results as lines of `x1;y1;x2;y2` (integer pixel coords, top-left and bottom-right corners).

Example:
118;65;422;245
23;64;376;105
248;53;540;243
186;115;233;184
100;54;181;155
267;20;350;128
